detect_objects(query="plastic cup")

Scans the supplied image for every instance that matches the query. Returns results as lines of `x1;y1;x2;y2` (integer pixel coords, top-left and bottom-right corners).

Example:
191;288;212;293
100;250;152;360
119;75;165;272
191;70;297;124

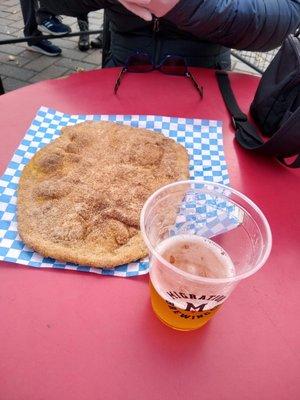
140;180;272;331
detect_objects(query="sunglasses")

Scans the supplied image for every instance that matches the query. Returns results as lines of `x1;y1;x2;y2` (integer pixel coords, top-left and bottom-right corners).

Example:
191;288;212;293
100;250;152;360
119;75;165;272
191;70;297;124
114;53;203;98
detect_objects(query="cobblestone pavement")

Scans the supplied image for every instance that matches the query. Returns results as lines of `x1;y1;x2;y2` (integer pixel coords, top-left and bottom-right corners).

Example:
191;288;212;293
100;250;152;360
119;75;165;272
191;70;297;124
0;0;103;93
1;0;275;93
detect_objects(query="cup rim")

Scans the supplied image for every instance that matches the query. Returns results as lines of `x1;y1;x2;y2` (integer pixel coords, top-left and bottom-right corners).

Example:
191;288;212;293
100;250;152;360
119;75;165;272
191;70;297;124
140;179;272;284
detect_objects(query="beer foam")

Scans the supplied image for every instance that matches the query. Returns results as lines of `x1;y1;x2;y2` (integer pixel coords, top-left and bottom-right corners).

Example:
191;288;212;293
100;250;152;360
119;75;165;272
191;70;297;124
150;235;235;310
154;234;235;279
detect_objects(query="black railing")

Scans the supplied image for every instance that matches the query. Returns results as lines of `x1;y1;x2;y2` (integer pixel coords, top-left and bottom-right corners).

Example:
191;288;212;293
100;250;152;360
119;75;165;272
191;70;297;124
230;52;264;75
0;29;265;95
0;30;103;45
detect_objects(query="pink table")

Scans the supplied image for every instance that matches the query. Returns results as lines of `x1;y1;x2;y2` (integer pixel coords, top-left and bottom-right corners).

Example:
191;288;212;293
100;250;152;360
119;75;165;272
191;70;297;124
0;68;299;400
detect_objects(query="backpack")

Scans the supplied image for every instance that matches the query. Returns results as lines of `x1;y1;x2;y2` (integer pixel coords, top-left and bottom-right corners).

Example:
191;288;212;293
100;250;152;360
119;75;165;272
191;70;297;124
216;33;300;168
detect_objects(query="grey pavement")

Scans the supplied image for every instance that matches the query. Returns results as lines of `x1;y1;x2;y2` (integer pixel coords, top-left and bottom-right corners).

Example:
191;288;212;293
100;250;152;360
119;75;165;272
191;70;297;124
0;0;275;93
0;0;103;93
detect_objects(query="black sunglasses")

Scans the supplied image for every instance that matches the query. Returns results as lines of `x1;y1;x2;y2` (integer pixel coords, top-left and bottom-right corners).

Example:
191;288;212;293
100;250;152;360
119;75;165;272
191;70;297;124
114;53;203;98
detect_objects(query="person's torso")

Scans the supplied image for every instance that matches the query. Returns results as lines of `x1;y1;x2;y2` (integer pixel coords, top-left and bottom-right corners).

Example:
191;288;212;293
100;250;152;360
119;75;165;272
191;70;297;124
104;7;231;69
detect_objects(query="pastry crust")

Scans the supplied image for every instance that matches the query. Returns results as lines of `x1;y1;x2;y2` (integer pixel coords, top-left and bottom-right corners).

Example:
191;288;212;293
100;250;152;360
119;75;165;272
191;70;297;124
18;121;189;268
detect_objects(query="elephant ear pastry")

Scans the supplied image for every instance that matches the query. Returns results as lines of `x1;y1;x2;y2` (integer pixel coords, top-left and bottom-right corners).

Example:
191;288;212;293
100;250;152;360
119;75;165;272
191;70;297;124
17;121;189;268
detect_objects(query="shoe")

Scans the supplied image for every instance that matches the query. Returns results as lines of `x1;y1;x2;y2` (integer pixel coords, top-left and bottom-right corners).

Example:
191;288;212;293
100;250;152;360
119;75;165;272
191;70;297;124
77;19;90;52
28;39;62;56
38;16;71;36
91;32;103;49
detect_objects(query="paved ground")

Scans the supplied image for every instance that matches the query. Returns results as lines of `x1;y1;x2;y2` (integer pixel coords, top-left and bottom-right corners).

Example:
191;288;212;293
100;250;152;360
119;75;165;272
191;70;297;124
0;0;103;93
1;0;274;93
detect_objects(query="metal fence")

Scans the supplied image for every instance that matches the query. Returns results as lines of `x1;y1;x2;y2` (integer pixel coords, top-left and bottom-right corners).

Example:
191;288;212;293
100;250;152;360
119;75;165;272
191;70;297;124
231;48;278;74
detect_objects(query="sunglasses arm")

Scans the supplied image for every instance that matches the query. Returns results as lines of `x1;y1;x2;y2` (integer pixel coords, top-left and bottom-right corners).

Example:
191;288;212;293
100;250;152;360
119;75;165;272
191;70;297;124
187;71;204;99
114;67;127;94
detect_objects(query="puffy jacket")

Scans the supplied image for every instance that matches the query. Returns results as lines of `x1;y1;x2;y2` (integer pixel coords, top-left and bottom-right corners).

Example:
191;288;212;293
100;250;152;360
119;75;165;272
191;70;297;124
42;0;300;68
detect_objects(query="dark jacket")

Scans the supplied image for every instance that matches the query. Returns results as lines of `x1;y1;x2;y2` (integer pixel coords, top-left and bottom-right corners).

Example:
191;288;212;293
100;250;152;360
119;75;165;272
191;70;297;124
42;0;300;68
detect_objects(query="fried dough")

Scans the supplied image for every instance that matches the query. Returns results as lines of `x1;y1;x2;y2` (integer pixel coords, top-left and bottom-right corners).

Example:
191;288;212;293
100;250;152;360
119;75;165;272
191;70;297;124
18;121;189;268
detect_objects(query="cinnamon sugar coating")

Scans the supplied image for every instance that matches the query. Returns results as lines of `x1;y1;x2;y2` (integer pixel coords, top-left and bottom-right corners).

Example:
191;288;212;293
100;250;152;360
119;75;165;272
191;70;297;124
17;121;189;268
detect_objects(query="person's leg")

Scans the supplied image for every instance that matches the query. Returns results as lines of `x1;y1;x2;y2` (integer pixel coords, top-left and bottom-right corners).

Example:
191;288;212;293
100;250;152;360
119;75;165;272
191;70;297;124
77;10;103;52
91;25;103;50
19;0;40;44
19;0;62;55
37;0;106;17
77;14;90;52
36;0;71;35
101;10;110;66
35;0;54;24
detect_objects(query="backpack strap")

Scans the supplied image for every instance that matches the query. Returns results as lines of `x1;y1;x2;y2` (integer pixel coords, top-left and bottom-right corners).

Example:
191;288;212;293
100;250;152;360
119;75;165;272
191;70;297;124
216;70;300;168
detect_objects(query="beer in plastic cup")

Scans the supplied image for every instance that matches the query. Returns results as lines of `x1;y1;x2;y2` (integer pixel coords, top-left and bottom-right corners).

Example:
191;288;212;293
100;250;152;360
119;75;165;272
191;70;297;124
140;180;272;331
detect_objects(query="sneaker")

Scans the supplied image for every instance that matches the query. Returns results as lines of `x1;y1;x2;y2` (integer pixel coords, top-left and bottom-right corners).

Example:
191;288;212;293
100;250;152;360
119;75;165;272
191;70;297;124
91;32;103;49
28;39;62;56
38;16;71;36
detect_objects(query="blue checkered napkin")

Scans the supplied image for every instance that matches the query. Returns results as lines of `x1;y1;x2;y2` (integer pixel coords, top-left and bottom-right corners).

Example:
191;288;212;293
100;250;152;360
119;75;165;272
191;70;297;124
171;189;243;239
0;106;229;277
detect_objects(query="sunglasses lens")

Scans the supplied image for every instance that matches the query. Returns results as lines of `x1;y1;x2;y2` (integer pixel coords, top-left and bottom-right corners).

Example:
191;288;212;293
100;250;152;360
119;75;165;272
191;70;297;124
160;56;187;76
127;54;153;73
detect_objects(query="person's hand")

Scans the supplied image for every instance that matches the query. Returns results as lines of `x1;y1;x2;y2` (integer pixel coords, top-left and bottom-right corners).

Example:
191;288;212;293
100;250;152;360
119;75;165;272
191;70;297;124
147;0;181;17
118;0;152;21
118;0;181;20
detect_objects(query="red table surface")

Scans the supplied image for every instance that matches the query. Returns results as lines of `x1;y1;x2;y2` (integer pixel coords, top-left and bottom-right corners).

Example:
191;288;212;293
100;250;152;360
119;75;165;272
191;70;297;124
0;68;299;400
